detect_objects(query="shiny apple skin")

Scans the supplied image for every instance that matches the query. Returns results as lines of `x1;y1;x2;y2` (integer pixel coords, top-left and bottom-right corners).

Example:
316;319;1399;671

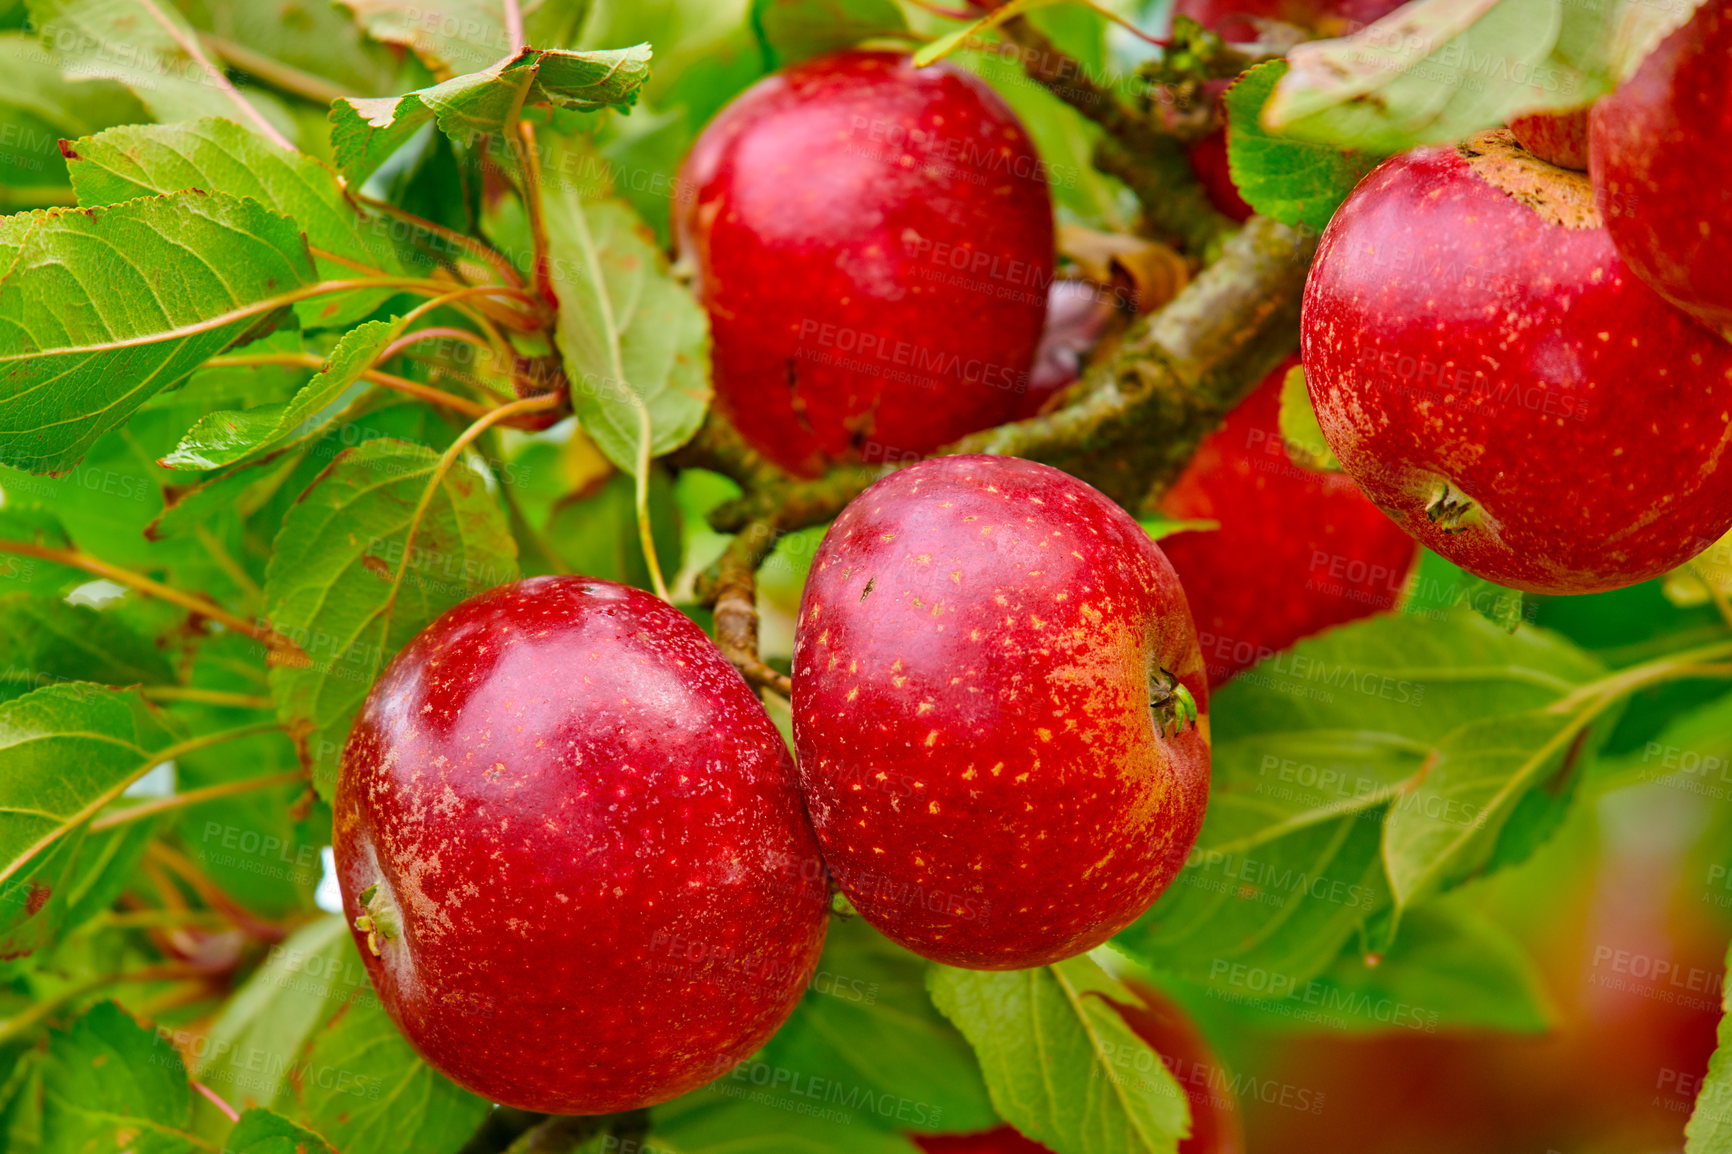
1301;131;1732;595
334;576;829;1114
677;50;1053;476
1591;0;1732;337
1158;357;1418;687
791;456;1210;969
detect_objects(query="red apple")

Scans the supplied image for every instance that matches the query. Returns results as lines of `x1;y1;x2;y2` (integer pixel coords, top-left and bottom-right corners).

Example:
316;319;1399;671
1591;0;1732;337
1187;121;1254;224
1171;0;1405;42
791;456;1210;969
334;576;829;1113
1156;357;1417;687
1509;108;1590;171
913;982;1244;1153
676;50;1053;476
1301;129;1732;595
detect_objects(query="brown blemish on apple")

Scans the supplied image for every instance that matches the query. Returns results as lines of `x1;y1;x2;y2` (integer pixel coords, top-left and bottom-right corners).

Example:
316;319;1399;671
1459;129;1599;230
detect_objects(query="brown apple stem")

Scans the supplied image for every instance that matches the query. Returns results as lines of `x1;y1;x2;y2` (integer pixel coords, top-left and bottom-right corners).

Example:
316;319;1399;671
996;17;1239;256
707;518;795;699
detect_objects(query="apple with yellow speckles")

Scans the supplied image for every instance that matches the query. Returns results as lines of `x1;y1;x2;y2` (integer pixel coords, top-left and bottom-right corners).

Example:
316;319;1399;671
1301;128;1732;595
333;576;829;1114
790;456;1211;970
675;49;1054;477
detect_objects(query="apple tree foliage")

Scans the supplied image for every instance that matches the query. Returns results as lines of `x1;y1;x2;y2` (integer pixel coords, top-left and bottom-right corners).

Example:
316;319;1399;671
0;0;1726;1151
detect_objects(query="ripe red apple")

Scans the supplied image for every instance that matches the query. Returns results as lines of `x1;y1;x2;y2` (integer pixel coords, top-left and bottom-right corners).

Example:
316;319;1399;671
1171;0;1404;42
1186;119;1254;224
1156;357;1417;687
334;576;829;1114
913;982;1243;1153
791;456;1210;969
1301;129;1732;595
1591;0;1732;337
676;50;1054;476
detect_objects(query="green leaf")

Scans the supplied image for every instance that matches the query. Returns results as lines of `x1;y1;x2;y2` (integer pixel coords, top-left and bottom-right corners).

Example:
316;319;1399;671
172;0;405;101
0;503;87;596
1223;61;1382;232
1206;903;1554;1034
1263;0;1704;155
1137;514;1218;541
42;1000;199;1154
265;438;518;799
0;32;145;197
1274;362;1339;472
1688;938;1732;1152
929;956;1190;1154
543;134;709;475
65;118;414;328
544;466;682;591
225;1109;336;1154
1382;705;1603;908
161;319;402;471
1117;609;1602;993
328;45;652;186
651;1093;924;1153
912;0;1065;68
0;593;175;704
752;917;997;1133
27;0;295;140
337;0;511;76
0;193;317;474
752;0;909;68
0;684;177;957
295;980;490;1154
193;916;361;1122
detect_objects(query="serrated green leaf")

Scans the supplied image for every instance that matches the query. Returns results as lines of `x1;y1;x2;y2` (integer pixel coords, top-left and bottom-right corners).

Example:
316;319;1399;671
753;0;909;68
295;981;490;1154
328;45;651;186
26;0;296;141
543;134;708;475
1382;705;1603;907
1688;939;1732;1152
42;1001;199;1154
1264;0;1705;154
65;118;414;328
0;683;179;960
0;192;317;474
752;917;997;1134
162;319;402;471
929;956;1190;1154
0;593;174;704
1223;60;1382;231
337;0;511;76
1275;362;1339;471
265;438;517;799
1117;610;1602;993
224;1109;336;1154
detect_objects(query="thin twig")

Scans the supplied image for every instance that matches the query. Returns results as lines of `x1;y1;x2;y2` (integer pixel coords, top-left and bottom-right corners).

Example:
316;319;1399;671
707;519;793;698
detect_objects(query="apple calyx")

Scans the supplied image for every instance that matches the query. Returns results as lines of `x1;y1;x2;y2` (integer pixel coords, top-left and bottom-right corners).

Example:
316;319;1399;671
1149;667;1201;736
1425;481;1482;534
352;881;401;957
